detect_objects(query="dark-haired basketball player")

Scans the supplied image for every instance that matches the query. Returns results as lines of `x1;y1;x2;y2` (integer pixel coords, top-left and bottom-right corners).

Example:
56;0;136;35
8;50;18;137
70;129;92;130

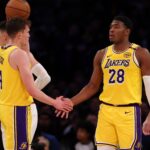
56;15;150;150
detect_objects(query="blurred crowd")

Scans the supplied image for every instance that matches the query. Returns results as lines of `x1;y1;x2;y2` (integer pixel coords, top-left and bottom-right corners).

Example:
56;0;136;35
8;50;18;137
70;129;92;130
1;0;150;149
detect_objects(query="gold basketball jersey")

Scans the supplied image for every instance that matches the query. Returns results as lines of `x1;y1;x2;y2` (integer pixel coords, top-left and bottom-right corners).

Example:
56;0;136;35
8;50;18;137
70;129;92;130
99;43;142;105
0;45;33;106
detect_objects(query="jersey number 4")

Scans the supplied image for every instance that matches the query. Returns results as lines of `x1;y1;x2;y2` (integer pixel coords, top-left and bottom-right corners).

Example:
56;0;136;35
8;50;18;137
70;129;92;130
109;69;124;84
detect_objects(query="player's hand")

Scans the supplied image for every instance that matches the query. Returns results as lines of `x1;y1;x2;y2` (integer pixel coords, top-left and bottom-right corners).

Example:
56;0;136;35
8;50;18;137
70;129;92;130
143;112;150;135
55;97;73;119
53;96;73;112
55;110;69;119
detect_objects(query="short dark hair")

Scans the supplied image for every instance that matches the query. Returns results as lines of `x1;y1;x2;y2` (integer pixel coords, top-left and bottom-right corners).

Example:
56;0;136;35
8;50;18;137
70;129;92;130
113;15;133;30
77;121;95;138
0;20;7;31
6;17;31;38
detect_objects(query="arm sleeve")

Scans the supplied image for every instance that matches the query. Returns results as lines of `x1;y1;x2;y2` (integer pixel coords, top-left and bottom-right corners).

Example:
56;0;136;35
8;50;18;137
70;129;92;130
31;63;51;90
143;76;150;105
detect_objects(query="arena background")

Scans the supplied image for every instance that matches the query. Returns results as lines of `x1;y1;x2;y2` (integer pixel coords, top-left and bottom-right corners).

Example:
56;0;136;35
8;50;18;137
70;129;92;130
0;0;150;149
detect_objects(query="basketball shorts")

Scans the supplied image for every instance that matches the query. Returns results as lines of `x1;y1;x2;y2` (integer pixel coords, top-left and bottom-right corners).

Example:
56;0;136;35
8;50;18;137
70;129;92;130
0;103;38;150
95;104;142;150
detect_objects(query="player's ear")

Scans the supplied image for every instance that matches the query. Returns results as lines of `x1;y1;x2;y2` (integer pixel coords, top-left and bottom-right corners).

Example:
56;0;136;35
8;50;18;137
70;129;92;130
125;28;131;36
16;31;23;40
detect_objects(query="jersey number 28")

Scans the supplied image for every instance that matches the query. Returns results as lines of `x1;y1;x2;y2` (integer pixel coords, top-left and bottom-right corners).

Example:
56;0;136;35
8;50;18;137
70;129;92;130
109;69;124;84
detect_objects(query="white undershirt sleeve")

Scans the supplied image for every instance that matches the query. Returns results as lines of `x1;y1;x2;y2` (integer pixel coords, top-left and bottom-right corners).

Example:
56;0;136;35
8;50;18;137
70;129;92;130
31;63;51;90
143;76;150;105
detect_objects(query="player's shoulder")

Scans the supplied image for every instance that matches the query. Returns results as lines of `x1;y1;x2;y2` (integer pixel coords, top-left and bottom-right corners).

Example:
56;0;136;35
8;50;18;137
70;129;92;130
135;45;149;55
13;48;25;54
28;51;36;59
129;43;148;54
96;46;108;57
9;48;29;69
134;45;150;64
10;48;28;59
94;47;108;64
136;46;149;52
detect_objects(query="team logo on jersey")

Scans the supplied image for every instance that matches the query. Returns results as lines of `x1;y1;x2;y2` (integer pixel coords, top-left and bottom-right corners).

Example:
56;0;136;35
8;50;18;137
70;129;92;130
104;59;130;68
0;56;4;64
135;142;141;149
19;142;27;149
124;52;131;58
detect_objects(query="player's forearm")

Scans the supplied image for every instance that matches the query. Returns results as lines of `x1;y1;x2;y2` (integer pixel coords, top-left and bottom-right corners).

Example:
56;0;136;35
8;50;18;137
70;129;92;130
28;86;55;106
71;83;99;106
23;73;54;106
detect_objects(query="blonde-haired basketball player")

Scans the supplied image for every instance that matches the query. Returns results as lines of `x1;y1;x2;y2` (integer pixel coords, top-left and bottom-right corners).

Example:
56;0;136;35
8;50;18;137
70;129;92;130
0;20;51;90
56;16;150;150
0;20;51;144
0;18;72;150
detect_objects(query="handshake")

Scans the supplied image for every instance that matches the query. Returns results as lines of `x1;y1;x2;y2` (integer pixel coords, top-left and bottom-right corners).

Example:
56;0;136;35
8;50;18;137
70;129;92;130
52;96;74;119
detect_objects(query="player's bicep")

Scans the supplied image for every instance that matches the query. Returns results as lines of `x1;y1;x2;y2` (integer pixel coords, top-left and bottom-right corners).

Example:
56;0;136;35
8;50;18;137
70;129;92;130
14;51;35;89
138;48;150;76
28;52;39;67
89;51;103;88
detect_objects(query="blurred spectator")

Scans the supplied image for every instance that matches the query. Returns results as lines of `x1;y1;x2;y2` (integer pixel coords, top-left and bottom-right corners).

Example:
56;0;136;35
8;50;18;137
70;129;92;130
75;121;96;150
32;135;50;150
59;111;80;150
35;110;61;150
86;113;97;127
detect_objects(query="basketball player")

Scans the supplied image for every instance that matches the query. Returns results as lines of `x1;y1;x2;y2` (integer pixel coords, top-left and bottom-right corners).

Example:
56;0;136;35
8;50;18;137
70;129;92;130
56;16;150;150
0;18;73;150
0;21;8;46
0;20;51;90
0;20;51;146
0;20;52;149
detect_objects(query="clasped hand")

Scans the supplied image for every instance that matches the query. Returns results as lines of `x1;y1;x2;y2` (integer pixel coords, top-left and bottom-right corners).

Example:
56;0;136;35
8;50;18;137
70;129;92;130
54;96;73;119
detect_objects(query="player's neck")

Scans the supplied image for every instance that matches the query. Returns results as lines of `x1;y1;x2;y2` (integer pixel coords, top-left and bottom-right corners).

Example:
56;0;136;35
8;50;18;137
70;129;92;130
113;41;131;52
0;39;10;47
8;39;22;48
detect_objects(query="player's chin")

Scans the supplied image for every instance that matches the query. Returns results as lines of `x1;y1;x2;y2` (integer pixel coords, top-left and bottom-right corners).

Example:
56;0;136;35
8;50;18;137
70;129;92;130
109;38;115;44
